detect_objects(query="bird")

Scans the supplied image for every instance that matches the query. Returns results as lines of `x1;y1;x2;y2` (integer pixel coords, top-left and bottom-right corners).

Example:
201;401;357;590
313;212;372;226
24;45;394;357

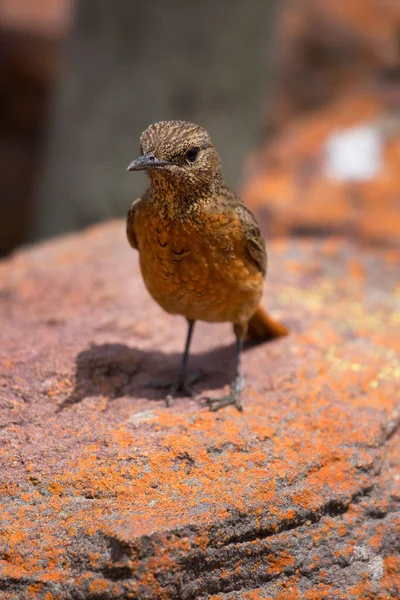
126;120;286;411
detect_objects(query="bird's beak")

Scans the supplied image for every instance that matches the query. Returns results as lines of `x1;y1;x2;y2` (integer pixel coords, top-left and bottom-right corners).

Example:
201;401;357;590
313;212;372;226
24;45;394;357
126;152;169;172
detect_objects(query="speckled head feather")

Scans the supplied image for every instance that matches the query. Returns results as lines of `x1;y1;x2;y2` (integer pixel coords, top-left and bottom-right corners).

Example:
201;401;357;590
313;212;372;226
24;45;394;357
140;120;211;159
135;121;223;200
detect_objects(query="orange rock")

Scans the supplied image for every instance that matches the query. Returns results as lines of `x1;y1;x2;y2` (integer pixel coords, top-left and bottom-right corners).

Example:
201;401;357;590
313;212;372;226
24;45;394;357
0;0;71;37
243;93;400;248
0;221;399;598
273;0;400;126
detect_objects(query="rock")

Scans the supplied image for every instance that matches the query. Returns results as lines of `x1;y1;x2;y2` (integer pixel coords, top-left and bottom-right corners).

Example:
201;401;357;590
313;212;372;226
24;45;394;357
0;221;399;599
272;0;400;127
0;0;71;37
243;93;400;248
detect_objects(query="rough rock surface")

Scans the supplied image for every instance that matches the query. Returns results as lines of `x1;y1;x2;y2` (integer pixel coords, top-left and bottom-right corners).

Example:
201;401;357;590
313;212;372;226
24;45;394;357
0;221;399;599
243;93;400;249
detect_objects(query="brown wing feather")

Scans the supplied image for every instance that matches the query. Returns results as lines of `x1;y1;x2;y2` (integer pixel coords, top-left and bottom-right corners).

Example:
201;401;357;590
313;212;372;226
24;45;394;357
126;198;142;249
231;197;267;277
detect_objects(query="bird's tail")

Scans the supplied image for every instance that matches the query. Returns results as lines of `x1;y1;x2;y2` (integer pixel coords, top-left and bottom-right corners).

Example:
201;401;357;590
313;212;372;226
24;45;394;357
247;305;288;342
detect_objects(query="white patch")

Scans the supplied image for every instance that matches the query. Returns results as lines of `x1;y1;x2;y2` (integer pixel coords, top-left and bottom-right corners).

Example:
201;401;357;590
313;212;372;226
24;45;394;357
369;556;384;582
353;546;384;582
128;410;155;425
324;124;382;181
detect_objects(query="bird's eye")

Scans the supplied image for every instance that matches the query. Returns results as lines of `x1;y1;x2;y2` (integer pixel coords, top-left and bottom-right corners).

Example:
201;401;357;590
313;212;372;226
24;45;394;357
186;147;199;163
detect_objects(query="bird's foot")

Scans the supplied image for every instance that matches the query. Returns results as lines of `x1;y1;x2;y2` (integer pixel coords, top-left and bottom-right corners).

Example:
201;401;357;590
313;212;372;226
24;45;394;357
203;377;245;412
149;371;200;406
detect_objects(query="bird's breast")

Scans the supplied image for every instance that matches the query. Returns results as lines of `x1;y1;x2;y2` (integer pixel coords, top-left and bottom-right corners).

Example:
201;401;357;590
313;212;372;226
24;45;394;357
135;206;263;323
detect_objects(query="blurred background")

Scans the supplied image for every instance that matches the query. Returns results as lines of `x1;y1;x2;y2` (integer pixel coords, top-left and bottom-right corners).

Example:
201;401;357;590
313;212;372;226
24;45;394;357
0;0;399;257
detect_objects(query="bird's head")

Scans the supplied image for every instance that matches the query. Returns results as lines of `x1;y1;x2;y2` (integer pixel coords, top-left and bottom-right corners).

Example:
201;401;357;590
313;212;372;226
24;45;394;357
127;121;223;197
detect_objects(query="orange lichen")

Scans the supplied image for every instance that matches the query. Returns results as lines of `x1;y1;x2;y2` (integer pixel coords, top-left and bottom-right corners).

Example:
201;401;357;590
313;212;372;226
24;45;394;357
267;551;295;576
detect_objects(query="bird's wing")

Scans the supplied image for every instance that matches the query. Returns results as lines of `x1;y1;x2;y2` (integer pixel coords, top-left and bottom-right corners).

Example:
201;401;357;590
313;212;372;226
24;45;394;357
217;187;267;275
126;197;142;249
215;186;267;276
234;200;267;277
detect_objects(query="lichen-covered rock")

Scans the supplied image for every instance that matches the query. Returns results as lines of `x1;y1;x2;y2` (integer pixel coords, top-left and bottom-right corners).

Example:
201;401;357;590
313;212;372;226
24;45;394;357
272;0;400;126
0;221;399;599
243;93;400;249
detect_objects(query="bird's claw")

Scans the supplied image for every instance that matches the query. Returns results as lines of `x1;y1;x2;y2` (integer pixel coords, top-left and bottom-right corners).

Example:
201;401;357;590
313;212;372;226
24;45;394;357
166;380;196;407
149;371;200;406
202;377;245;412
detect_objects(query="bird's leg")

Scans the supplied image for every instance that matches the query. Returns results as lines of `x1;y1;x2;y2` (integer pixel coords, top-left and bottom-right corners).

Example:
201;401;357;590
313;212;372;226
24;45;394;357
150;320;199;406
204;323;246;412
165;319;197;406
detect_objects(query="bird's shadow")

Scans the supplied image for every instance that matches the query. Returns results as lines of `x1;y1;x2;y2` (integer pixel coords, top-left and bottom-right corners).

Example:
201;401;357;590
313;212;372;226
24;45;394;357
57;341;247;412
